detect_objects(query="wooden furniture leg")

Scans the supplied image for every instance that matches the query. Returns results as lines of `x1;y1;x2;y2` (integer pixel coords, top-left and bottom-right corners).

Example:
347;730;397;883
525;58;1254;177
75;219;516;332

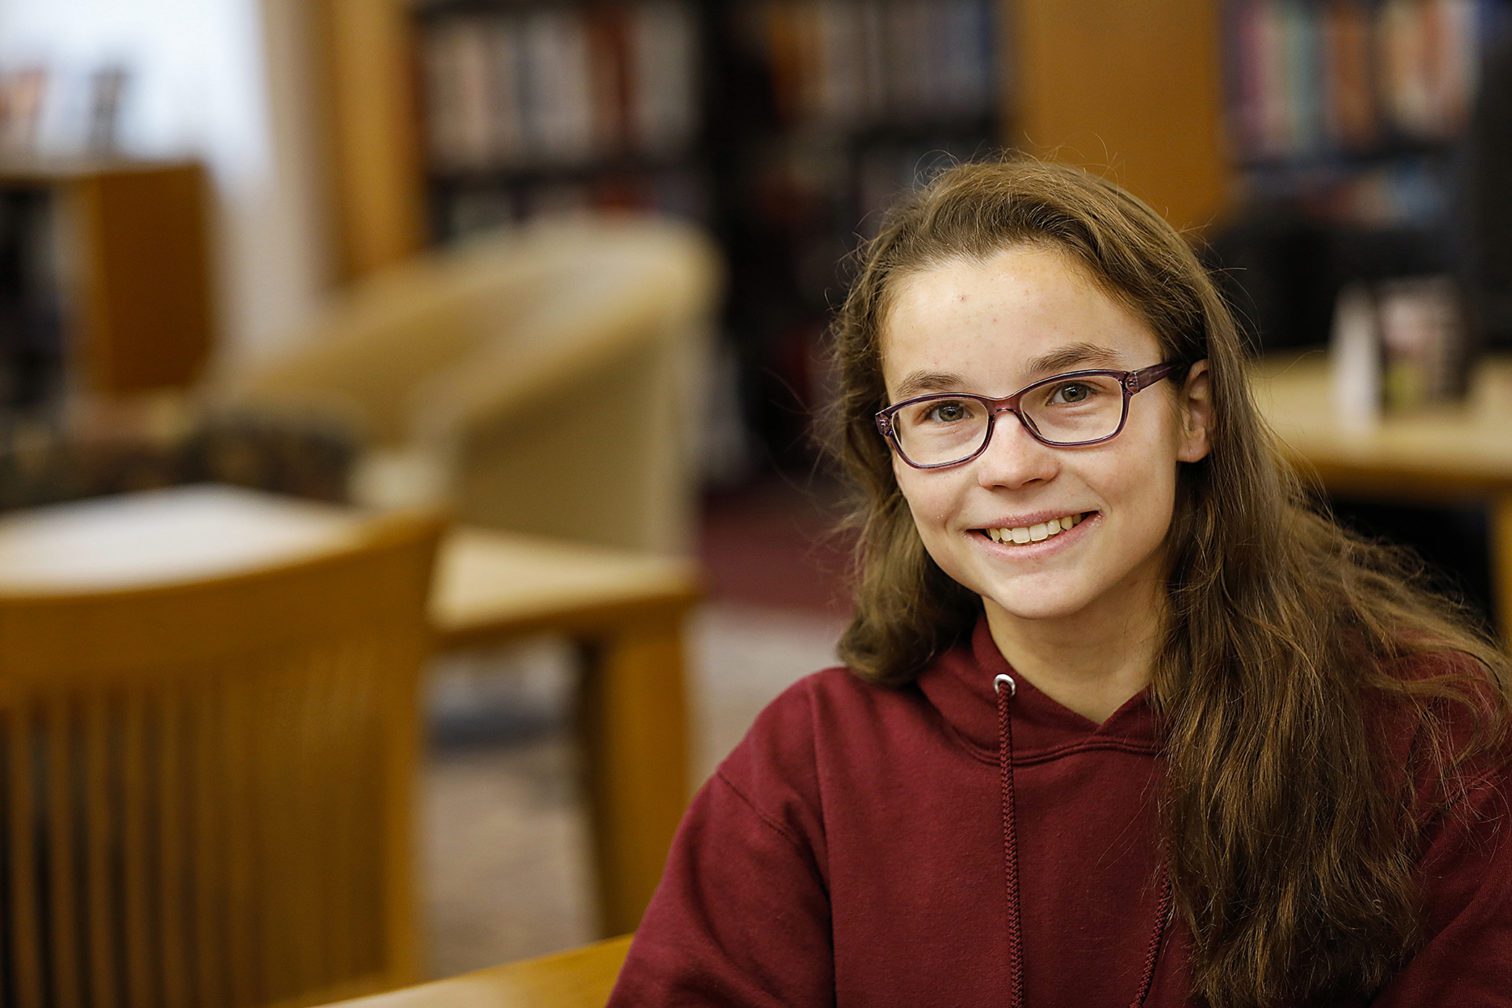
575;611;692;937
1491;496;1512;646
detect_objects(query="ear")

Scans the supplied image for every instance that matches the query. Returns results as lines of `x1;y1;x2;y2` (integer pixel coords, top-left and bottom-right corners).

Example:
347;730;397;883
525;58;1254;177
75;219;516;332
1175;360;1212;463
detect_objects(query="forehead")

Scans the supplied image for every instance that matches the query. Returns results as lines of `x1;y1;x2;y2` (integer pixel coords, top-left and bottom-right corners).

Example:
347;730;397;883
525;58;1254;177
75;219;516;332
879;245;1161;392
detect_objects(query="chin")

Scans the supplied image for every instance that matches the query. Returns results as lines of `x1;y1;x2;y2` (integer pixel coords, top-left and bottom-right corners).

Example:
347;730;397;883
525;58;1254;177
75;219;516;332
984;593;1091;625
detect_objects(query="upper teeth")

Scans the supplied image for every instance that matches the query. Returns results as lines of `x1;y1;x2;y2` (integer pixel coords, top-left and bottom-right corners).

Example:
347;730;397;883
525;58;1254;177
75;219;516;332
986;514;1083;544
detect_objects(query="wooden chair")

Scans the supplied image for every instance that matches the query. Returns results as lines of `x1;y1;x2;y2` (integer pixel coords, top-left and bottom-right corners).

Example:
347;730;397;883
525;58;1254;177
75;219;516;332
314;936;632;1008
0;510;446;1008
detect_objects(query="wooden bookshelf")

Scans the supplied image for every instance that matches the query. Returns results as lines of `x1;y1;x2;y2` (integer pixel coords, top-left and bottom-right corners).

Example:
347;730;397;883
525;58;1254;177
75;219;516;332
412;0;709;237
710;0;1009;460
313;0;1234;267
1201;0;1511;352
309;0;1232;463
1218;0;1510;230
0;158;213;404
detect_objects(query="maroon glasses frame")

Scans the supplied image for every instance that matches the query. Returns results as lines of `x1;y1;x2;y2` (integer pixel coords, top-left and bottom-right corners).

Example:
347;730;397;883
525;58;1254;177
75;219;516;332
875;361;1182;470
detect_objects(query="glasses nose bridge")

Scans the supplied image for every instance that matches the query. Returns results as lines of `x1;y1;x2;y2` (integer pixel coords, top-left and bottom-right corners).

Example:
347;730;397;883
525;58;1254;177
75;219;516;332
981;396;1040;449
985;388;1026;424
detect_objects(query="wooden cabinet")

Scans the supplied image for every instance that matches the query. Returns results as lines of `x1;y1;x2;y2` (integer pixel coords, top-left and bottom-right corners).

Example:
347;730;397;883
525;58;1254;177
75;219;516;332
1012;0;1230;231
0;159;213;403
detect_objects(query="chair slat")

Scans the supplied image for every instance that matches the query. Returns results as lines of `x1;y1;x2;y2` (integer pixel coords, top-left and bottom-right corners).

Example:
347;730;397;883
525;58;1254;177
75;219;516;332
83;693;118;1008
258;660;297;1003
346;643;384;979
223;671;257;1008
157;685;189;1008
46;696;82;1008
0;709;11;1008
191;677;225;1008
324;644;363;985
292;650;328;993
120;689;155;1008
378;639;424;987
7;705;44;1008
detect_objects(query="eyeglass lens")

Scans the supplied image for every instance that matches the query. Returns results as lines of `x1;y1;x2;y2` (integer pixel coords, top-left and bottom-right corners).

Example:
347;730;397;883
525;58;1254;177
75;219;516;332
891;373;1127;466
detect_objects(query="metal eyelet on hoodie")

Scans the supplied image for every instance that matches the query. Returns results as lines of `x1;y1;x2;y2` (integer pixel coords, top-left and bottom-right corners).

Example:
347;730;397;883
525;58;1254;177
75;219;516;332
994;673;1016;697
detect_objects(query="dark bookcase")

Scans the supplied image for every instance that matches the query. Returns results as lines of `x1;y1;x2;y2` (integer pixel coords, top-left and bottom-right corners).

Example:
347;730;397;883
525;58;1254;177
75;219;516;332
408;0;1010;468
413;0;709;235
1214;0;1512;349
0;159;213;416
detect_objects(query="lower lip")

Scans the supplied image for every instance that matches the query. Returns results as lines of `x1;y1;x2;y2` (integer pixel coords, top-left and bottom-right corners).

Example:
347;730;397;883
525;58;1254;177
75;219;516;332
973;513;1097;557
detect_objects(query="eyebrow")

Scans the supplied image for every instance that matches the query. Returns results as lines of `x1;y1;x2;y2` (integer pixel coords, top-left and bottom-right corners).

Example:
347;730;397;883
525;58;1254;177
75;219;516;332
889;342;1125;401
1022;341;1123;376
892;370;969;400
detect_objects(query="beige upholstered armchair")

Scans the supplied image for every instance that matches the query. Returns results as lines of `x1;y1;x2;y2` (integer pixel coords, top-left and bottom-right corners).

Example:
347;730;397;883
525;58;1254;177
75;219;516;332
214;214;723;556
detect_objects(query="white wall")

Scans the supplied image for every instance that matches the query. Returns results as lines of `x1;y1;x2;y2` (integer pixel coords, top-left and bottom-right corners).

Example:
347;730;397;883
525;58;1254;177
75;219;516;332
0;0;328;369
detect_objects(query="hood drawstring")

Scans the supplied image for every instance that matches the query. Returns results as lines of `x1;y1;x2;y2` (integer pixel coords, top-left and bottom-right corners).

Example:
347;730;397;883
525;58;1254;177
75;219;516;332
993;672;1173;1008
995;673;1028;1008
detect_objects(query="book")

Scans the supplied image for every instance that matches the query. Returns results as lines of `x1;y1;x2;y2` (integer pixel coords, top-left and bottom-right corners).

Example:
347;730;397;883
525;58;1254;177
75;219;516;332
630;3;698;154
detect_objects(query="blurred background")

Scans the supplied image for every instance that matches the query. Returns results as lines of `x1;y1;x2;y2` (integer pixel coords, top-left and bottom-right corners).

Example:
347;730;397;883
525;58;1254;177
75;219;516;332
1;0;1509;993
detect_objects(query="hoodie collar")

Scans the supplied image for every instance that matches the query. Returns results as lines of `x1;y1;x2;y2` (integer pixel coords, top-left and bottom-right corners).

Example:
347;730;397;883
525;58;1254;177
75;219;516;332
916;618;1162;761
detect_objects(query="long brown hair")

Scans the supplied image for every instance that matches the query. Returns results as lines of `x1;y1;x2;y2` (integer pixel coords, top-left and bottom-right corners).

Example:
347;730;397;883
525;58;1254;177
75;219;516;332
823;157;1512;1007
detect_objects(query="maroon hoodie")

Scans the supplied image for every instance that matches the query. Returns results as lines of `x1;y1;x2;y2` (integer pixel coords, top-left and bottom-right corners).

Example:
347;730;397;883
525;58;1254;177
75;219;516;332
609;621;1512;1006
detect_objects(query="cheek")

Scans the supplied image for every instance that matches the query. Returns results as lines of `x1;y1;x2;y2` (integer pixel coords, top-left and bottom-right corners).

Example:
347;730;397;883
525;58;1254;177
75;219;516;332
892;460;924;517
1125;464;1181;542
893;465;950;529
1095;436;1180;527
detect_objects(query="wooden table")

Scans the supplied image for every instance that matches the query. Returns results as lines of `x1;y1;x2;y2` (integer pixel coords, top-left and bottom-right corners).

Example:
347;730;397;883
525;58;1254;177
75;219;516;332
431;529;697;938
1251;351;1512;636
0;484;698;937
321;935;630;1008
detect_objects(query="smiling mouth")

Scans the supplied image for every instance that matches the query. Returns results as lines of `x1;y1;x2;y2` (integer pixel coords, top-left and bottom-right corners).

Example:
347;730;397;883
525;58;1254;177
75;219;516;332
979;512;1090;546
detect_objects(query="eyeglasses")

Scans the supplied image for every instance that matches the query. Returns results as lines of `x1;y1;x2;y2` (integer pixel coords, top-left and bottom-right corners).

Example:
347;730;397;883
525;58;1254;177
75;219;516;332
875;362;1180;470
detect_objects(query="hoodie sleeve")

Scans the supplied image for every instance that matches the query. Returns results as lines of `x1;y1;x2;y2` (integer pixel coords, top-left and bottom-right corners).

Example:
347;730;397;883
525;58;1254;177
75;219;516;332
607;677;835;1007
1368;741;1512;1004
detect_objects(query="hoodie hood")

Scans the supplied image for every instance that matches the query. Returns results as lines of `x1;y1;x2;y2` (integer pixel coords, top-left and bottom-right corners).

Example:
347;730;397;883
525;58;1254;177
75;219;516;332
916;618;1163;762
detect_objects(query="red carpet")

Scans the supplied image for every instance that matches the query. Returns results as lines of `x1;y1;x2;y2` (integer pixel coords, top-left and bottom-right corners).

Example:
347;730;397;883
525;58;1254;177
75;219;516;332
697;476;855;618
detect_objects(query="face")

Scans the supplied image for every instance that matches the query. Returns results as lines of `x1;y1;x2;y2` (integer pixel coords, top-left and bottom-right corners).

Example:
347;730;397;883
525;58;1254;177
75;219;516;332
879;244;1211;638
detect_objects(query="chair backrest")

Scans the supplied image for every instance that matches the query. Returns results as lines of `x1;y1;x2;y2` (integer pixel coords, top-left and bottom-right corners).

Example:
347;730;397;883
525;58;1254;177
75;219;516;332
0;511;446;1008
217;213;722;555
218;214;722;449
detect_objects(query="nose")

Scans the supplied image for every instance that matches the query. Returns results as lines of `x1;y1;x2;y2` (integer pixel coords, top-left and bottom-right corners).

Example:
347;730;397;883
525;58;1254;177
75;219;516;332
973;408;1059;489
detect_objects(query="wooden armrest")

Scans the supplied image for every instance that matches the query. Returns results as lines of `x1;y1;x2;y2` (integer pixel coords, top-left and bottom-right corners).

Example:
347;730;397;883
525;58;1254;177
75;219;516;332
316;935;632;1007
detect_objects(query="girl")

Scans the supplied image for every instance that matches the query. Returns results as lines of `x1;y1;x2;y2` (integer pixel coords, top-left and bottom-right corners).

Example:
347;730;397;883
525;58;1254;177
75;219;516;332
609;159;1512;1006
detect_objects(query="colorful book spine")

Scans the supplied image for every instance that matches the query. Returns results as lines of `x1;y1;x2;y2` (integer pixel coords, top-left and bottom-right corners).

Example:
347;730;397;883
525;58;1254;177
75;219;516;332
747;0;998;130
416;3;700;175
1225;0;1506;162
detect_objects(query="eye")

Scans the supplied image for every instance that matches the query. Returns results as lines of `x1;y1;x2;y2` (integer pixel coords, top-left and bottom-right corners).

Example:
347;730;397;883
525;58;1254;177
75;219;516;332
1046;381;1097;405
923;399;975;424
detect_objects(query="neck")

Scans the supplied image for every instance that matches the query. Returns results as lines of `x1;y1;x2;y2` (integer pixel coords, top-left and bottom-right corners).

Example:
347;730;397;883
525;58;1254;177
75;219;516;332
983;585;1164;725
